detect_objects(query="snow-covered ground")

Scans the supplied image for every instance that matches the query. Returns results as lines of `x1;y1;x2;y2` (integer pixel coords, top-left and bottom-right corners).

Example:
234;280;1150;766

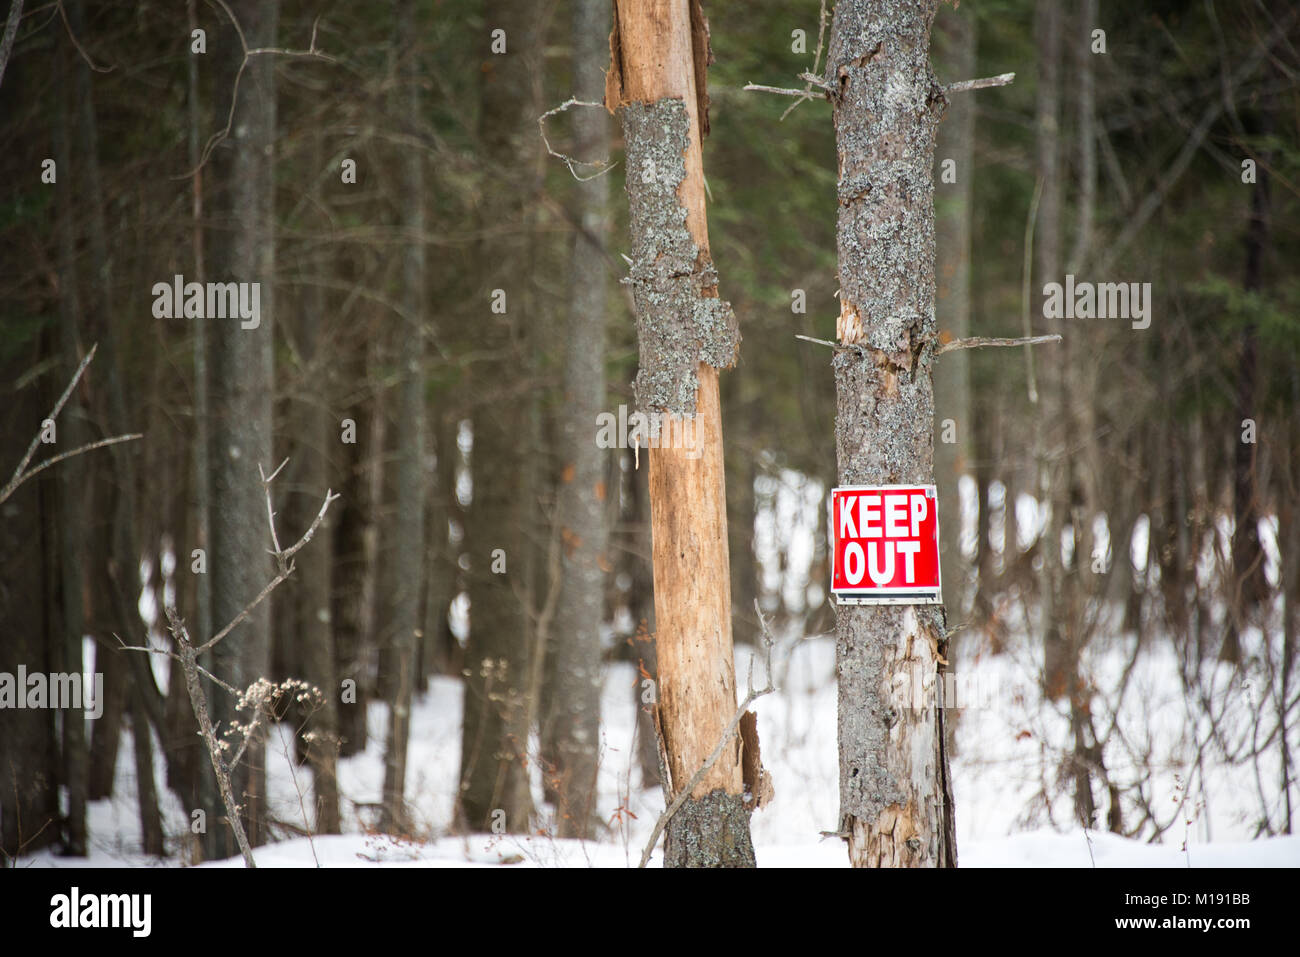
15;623;1299;868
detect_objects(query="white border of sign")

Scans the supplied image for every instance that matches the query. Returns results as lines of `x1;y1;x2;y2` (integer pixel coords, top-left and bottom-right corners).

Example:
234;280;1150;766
829;484;943;606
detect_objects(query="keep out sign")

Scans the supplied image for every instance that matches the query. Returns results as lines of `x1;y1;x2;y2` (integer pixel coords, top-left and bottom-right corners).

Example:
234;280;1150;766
830;485;942;605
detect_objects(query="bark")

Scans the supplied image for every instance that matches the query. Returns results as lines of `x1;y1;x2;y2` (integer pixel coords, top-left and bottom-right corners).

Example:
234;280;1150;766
457;0;545;833
291;136;341;836
1227;102;1273;658
332;405;371;759
0;352;59;859
546;0;612;840
422;415;460;679
379;0;428;835
130;687;165;856
826;0;956;868
205;0;279;854
52;41;87;854
65;0;169;798
186;0;220;835
932;5;975;620
610;0;755;868
87;639;127;799
1033;0;1068;704
627;456;662;789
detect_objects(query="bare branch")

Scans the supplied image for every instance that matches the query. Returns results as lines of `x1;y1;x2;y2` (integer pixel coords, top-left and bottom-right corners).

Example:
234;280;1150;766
196;480;339;654
0;0;24;90
945;72;1016;94
180;0;334;177
795;333;839;349
538;97;617;181
56;0;111;73
1;435;142;507
935;334;1062;355
164;607;256;868
743;81;811;98
779;1;830;120
796;71;834;92
1;343;144;507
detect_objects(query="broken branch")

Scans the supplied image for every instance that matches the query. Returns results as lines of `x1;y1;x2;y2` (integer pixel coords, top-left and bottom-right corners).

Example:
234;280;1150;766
945;72;1016;94
935;333;1061;355
537;96;617;181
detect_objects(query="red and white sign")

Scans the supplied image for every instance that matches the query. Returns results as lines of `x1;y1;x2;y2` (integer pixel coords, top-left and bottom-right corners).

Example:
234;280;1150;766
830;485;942;605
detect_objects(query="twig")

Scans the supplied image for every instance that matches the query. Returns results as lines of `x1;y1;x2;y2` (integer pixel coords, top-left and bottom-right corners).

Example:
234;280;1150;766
743;82;810;98
795;333;838;349
935;334;1061;355
164;606;257;868
796;71;833;92
0;0;23;90
945;72;1015;94
779;1;830;120
180;0;334;177
537;97;617;181
1;342;143;507
638;603;777;868
56;0;111;73
197;475;339;654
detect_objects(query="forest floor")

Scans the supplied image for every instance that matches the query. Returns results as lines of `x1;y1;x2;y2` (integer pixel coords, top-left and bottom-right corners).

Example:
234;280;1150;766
14;619;1300;868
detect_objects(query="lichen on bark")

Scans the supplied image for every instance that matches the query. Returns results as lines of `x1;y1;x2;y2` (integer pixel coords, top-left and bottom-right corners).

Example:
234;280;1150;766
663;789;756;868
825;0;957;868
619;98;740;417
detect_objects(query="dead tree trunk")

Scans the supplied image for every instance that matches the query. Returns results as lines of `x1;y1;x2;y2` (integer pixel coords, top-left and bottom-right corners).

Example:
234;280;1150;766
826;0;956;868
608;0;756;867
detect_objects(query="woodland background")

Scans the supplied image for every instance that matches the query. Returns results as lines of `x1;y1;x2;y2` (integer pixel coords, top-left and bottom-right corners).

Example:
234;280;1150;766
1;0;1297;863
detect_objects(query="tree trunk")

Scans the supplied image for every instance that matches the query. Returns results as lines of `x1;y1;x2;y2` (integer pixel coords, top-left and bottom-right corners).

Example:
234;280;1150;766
1227;99;1273;659
52;39;87;854
932;4;974;624
826;0;956;868
0;351;59;859
378;0;428;837
546;0;612;840
289;132;341;836
205;0;280;855
609;0;755;867
130;687;166;856
456;0;545;833
627;454;662;789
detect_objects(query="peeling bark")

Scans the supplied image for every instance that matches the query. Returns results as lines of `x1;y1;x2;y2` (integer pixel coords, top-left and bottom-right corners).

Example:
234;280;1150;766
621;99;739;416
610;0;755;867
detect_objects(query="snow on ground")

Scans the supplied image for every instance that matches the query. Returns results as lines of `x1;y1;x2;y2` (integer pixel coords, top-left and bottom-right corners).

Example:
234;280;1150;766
16;623;1300;868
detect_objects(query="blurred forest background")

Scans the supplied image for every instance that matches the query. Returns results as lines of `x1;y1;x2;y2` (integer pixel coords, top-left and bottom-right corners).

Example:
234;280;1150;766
1;0;1297;863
